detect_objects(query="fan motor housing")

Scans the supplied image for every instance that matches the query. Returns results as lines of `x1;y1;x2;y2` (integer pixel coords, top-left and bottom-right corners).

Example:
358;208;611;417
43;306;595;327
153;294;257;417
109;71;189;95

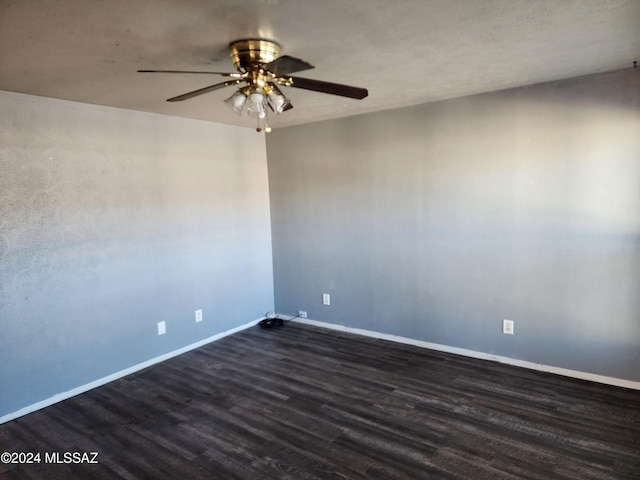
230;39;281;73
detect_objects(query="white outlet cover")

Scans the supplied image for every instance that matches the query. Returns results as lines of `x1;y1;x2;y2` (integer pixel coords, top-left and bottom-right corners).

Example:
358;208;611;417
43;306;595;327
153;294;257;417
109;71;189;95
323;293;331;305
503;319;514;335
157;321;166;335
298;310;308;318
195;309;203;323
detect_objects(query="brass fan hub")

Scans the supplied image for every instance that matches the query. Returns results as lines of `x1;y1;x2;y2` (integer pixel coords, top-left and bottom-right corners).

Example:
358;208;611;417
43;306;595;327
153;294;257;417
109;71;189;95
229;39;281;73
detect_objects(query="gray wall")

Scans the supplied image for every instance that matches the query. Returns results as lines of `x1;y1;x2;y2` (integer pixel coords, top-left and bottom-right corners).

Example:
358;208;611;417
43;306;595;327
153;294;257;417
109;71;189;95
267;69;640;382
0;91;274;417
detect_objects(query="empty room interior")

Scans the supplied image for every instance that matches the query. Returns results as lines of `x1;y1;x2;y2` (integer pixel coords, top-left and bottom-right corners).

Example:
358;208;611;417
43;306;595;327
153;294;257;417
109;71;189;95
1;1;639;479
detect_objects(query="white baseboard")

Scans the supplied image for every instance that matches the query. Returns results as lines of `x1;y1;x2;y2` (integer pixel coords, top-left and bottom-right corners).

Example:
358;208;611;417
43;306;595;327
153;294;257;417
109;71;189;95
290;317;640;391
0;318;261;424
5;315;637;425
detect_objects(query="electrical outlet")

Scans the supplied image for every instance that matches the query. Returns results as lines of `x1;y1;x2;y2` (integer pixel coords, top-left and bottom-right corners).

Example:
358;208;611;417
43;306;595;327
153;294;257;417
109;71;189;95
298;310;308;319
195;309;203;323
503;319;514;335
323;293;331;306
157;321;166;335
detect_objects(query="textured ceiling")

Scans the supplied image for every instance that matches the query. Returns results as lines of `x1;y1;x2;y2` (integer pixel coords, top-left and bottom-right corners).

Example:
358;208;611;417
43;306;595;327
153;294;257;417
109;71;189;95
1;0;638;129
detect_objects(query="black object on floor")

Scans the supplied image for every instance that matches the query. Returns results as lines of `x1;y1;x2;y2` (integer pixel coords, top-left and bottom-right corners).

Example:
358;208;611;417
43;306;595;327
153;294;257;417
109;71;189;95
258;316;284;328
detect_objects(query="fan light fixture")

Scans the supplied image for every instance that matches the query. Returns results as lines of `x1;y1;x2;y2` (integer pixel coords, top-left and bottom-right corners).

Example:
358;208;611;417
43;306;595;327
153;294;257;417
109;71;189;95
139;38;368;133
224;85;291;131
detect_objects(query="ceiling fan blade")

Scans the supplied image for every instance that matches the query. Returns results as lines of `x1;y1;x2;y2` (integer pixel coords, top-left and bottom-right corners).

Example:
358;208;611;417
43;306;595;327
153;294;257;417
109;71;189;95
138;69;238;76
264;55;314;76
167;79;241;102
284;76;368;99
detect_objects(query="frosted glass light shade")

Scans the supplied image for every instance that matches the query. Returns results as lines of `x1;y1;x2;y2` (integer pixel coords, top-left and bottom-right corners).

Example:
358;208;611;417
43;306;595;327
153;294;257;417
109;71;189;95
246;91;267;119
267;89;292;114
224;90;247;115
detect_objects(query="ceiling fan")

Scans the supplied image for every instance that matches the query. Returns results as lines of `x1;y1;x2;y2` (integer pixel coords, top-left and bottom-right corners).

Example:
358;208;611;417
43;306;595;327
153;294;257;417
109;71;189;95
138;39;368;131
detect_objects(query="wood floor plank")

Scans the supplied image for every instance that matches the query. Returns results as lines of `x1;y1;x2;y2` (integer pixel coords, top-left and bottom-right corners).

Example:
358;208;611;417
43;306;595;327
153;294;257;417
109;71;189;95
1;322;639;479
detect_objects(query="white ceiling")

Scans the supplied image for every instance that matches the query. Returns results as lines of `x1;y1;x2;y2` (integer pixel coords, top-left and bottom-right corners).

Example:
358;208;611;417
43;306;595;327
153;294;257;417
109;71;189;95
1;0;638;129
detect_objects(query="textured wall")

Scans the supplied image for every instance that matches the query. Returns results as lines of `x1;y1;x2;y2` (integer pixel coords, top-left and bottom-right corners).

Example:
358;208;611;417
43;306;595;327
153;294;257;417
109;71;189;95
267;69;640;381
0;91;273;416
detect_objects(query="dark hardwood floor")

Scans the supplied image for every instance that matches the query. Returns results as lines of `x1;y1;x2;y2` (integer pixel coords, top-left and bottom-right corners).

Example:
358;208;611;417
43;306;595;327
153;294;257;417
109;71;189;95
1;322;639;479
